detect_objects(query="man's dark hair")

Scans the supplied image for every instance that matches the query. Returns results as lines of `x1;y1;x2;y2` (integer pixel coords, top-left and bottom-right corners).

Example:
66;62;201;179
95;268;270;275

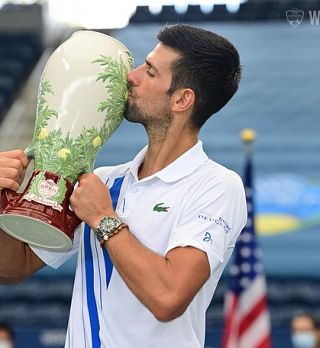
157;24;241;129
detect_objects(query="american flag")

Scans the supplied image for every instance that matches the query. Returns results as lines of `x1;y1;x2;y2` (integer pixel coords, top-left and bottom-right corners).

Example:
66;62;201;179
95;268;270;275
222;154;272;348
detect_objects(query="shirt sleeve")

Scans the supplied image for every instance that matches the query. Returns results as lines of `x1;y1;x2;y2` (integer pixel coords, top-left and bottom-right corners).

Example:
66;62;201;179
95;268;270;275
165;170;247;276
30;224;81;269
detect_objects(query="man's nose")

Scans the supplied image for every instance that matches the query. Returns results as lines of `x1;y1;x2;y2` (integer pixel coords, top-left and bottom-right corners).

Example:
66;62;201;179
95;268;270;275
127;66;141;87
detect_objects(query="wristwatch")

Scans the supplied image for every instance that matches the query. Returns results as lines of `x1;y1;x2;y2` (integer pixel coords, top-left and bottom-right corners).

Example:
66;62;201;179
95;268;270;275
94;216;127;245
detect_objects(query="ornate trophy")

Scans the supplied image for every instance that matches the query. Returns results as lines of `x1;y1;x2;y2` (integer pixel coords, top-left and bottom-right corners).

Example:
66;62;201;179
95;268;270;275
0;31;133;251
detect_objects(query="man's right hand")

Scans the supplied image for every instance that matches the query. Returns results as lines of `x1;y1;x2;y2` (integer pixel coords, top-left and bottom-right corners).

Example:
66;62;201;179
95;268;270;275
0;150;45;284
0;150;30;191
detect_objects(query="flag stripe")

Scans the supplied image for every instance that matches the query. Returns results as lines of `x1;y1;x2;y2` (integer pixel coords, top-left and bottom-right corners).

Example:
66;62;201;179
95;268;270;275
222;294;239;348
238;276;266;317
256;335;272;348
238;311;271;348
239;296;268;336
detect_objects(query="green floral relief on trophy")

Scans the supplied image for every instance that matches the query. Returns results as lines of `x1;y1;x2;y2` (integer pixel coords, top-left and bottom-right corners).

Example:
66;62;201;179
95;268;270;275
93;51;133;140
34;128;83;182
27;171;46;196
72;52;133;174
73;126;104;174
25;80;58;159
34;80;59;138
27;52;132;182
23;171;67;211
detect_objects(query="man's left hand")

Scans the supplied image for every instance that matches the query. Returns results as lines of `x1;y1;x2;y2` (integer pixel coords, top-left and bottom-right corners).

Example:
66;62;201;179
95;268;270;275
70;174;116;228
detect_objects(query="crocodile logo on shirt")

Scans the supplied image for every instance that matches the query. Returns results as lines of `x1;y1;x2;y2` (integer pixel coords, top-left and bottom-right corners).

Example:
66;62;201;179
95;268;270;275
153;202;170;213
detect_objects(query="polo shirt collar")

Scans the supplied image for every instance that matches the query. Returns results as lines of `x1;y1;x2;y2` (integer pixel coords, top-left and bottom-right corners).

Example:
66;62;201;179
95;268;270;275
129;141;208;183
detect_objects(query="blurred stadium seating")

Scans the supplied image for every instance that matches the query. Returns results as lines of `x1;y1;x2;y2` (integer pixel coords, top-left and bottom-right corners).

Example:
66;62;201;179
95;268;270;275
0;4;42;122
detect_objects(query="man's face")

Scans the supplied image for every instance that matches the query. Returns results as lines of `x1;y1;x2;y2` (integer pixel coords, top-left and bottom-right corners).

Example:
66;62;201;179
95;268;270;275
125;43;179;133
291;316;318;348
0;329;13;348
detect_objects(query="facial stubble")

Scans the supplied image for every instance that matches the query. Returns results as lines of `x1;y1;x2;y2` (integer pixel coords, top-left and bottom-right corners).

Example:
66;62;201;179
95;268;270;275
124;98;173;142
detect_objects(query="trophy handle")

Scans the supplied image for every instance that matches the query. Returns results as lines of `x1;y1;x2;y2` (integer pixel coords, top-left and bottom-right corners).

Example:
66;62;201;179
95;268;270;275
24;145;34;160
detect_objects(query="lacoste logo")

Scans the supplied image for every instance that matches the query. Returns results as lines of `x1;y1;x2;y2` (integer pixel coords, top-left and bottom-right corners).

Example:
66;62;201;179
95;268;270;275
153;202;170;213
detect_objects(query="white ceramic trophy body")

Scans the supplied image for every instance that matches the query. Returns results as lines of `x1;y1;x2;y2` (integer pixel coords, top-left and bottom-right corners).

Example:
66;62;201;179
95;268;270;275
0;31;133;251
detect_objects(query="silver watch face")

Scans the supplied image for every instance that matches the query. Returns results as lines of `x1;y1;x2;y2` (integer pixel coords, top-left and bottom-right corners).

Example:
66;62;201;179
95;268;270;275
98;217;121;235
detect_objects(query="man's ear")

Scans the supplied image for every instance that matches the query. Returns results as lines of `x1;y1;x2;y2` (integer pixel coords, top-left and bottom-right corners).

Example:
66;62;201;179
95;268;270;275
172;88;195;113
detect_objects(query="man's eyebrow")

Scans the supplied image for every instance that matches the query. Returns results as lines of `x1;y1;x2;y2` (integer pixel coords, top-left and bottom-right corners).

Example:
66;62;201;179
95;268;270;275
145;59;159;74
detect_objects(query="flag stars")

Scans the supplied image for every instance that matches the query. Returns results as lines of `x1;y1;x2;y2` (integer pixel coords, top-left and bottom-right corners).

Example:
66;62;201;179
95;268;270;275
230;265;240;275
254;248;263;258
240;247;251;258
240;262;251;273
240;232;252;243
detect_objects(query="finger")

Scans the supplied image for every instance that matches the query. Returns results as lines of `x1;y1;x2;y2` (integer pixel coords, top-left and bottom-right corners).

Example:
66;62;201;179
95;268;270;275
18;167;27;185
0;178;20;191
78;173;89;182
69;191;81;212
0;167;21;181
0;150;29;168
69;194;75;208
0;158;25;178
77;173;96;185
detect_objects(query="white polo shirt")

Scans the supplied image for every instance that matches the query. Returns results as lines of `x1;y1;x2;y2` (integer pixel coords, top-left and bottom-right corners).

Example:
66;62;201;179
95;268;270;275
31;141;247;348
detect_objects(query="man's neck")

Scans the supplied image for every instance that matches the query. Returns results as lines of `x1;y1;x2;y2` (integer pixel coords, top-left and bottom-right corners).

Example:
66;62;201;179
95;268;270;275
138;131;198;180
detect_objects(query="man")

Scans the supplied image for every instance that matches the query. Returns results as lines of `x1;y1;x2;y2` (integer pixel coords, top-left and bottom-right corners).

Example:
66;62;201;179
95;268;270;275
0;322;14;348
291;313;320;348
0;25;247;347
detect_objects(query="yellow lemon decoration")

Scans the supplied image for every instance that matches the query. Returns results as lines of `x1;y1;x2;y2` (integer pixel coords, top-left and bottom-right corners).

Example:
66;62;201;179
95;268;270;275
58;148;71;160
92;136;102;148
38;128;48;140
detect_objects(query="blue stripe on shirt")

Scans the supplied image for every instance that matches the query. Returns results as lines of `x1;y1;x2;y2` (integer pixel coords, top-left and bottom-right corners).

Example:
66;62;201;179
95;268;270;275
84;175;125;347
84;223;101;348
104;176;125;287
